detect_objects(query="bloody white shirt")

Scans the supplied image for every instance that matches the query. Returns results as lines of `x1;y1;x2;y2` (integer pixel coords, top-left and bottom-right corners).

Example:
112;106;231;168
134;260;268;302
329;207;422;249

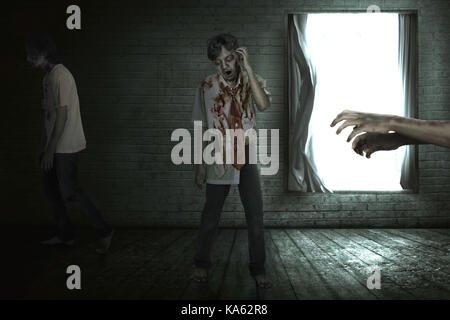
191;70;271;185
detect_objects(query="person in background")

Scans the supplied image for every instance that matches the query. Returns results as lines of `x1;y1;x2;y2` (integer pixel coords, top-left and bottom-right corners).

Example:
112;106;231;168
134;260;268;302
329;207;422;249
26;34;114;254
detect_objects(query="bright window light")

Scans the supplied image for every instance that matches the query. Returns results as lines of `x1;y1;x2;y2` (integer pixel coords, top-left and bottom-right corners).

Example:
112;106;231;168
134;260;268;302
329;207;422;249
305;13;405;191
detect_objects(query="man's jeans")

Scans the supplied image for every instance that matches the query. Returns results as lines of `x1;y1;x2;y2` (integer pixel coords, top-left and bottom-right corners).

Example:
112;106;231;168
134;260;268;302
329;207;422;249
42;152;112;241
194;145;266;277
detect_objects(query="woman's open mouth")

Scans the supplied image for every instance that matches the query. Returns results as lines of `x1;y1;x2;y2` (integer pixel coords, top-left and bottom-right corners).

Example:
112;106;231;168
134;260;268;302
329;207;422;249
224;70;232;77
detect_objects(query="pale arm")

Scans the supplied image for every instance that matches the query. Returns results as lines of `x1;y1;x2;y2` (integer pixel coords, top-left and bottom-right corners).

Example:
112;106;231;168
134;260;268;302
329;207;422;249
390;116;450;148
235;47;271;111
41;106;68;171
246;66;271;111
331;110;450;148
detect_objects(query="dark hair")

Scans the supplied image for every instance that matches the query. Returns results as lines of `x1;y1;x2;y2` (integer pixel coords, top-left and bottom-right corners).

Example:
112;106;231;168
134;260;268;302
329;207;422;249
207;33;239;61
25;34;61;64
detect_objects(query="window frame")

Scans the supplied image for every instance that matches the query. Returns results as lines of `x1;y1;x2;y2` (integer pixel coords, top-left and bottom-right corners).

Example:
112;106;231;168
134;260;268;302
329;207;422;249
283;9;419;194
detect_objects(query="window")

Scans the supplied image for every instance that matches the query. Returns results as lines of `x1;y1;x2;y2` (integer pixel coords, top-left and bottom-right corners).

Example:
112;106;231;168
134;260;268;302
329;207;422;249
303;13;407;191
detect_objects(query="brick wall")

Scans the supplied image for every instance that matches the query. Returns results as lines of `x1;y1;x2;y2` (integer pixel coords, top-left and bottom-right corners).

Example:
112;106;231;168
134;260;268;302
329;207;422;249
3;0;449;227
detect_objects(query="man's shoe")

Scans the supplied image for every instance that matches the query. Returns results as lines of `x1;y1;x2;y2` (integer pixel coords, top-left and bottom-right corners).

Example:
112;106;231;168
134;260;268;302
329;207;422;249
41;236;75;246
96;229;114;254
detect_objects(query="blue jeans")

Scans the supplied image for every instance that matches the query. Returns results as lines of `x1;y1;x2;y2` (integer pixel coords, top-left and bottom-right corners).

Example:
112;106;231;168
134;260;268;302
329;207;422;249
42;152;112;241
194;145;266;276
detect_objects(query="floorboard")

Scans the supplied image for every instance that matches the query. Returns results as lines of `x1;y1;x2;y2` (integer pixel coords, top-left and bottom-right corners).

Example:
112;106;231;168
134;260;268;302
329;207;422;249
332;229;450;299
181;229;236;300
2;227;450;300
305;229;415;299
286;229;375;300
271;229;337;299
218;230;258;300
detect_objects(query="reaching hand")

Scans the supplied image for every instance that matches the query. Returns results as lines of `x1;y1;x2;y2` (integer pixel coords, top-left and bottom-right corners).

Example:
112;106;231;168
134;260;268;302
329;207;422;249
352;132;404;158
330;110;394;142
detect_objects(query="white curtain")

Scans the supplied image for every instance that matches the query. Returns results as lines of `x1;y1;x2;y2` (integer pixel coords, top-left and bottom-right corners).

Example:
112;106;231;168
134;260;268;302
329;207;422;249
287;14;330;192
399;14;418;191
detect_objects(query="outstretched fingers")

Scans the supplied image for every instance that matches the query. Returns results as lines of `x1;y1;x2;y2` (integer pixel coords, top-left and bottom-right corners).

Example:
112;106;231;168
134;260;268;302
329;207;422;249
365;147;379;158
330;110;356;127
352;134;364;150
336;120;358;135
347;125;365;142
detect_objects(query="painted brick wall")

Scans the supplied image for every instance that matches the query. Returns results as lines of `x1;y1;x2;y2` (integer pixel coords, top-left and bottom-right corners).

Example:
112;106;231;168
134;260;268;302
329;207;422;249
3;0;449;227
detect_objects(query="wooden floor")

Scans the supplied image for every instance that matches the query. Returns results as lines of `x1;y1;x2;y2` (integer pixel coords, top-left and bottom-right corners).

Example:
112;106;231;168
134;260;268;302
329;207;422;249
2;228;450;300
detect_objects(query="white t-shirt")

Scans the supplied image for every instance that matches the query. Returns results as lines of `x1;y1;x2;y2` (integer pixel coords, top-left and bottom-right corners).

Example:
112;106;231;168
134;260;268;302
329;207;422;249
42;64;86;153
